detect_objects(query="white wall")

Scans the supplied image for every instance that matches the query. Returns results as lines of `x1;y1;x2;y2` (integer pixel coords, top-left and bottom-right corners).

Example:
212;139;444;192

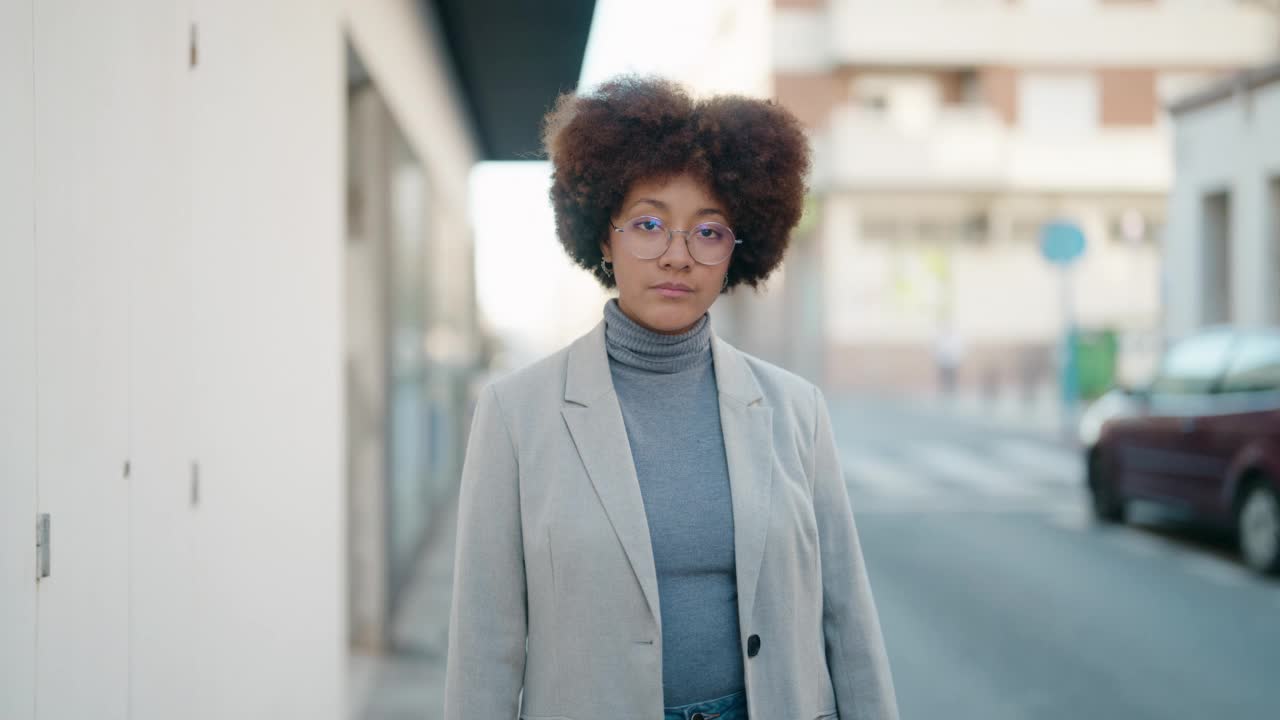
778;2;1275;73
0;0;478;717
1166;79;1280;338
0;0;37;718
38;0;344;717
827;0;1276;67
187;1;345;717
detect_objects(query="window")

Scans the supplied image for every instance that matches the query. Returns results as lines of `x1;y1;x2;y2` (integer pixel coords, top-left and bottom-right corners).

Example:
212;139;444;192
1150;330;1235;395
1270;177;1280;324
1019;72;1099;135
1109;209;1152;245
852;73;940;130
1220;333;1280;394
961;213;989;244
1201;190;1233;324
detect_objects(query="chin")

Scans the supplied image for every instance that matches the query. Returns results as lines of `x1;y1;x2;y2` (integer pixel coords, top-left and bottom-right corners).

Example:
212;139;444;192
637;300;708;334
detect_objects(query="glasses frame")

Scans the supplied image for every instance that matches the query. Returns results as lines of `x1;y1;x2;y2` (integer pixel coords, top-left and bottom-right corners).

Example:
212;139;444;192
609;215;744;266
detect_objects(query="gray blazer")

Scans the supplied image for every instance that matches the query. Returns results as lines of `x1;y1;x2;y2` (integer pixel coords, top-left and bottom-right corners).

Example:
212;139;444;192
443;319;899;720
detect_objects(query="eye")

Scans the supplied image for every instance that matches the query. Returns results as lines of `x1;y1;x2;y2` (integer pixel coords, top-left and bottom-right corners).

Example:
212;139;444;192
696;225;725;240
632;217;664;233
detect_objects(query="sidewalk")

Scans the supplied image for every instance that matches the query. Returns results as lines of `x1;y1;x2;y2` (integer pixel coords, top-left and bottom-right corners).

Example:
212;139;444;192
351;495;459;720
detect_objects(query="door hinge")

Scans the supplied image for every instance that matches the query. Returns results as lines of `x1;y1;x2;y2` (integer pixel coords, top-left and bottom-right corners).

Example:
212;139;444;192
36;513;50;580
191;461;200;507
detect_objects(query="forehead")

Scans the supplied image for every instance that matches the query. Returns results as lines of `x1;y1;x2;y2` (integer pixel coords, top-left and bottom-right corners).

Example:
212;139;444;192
622;173;723;209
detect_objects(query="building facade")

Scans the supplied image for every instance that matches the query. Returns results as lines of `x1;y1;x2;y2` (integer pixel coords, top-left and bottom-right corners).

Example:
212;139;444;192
770;0;1279;394
1165;61;1280;338
0;0;594;717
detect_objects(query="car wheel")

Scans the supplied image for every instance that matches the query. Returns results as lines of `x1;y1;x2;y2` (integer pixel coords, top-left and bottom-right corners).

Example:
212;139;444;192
1088;449;1126;524
1237;479;1280;576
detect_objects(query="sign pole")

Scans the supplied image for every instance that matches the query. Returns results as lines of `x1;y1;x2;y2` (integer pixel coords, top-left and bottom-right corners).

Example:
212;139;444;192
1041;220;1087;439
1059;262;1078;437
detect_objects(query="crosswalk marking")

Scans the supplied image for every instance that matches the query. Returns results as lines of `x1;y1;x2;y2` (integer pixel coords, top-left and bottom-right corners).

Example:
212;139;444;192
841;449;931;497
839;430;1090;509
913;442;1039;497
990;438;1083;486
837;436;1087;514
830;420;1279;589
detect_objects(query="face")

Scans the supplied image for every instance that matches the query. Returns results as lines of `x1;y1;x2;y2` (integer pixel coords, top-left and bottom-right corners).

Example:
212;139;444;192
601;173;734;335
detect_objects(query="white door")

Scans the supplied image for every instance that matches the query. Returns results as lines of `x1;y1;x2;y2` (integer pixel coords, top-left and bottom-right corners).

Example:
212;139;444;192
125;4;200;719
0;3;38;718
30;3;197;717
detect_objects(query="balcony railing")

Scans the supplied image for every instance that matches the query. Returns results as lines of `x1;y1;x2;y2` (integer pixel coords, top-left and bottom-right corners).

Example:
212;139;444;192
820;0;1276;66
816;103;1171;192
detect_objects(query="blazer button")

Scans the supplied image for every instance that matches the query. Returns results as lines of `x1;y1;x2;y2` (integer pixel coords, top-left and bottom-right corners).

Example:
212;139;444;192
747;634;761;657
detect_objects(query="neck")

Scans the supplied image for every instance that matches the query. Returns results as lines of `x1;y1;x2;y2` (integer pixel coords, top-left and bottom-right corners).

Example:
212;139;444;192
603;298;711;374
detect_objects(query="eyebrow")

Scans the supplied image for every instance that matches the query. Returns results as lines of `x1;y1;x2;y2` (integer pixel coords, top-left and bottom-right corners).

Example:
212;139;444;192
627;198;726;220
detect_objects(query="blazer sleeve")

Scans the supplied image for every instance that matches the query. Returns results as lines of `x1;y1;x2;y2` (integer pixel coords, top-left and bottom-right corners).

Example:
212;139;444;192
811;386;900;720
443;383;527;719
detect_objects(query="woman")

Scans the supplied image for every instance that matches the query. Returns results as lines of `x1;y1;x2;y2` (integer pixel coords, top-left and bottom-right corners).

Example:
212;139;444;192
443;75;898;720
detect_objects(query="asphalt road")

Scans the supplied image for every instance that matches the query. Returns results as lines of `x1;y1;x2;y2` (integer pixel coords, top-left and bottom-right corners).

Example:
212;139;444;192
831;396;1280;720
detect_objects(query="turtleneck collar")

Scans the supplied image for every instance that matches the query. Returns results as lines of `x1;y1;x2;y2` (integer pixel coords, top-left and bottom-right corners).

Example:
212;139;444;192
603;298;712;374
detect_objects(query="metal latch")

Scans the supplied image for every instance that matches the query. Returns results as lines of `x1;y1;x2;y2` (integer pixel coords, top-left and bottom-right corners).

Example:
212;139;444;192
36;513;50;580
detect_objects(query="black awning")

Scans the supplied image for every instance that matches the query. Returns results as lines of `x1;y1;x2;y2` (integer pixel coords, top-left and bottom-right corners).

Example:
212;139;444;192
423;0;597;161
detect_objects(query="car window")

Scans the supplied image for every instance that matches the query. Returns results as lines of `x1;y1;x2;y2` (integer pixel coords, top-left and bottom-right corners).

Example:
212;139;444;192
1150;330;1235;395
1219;332;1280;393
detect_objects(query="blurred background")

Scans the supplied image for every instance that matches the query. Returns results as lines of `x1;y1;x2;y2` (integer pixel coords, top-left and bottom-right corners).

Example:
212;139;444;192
3;0;1279;719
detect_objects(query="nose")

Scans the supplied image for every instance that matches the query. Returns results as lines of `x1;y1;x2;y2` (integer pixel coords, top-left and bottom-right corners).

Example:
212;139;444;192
658;229;694;270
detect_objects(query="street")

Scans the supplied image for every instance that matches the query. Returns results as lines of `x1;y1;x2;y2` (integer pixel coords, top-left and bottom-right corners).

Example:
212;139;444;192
833;397;1280;720
358;395;1280;719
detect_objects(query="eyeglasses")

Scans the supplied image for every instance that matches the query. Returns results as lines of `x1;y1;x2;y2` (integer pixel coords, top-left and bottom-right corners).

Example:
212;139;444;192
609;215;743;266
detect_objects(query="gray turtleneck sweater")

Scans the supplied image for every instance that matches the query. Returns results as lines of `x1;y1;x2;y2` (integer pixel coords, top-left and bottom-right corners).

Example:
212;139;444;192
602;298;744;707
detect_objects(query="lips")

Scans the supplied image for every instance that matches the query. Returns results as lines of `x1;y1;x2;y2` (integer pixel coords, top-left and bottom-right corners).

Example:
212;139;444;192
652;282;693;298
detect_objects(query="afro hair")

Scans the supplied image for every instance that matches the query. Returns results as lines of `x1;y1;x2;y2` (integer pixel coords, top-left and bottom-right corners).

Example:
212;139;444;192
541;74;812;290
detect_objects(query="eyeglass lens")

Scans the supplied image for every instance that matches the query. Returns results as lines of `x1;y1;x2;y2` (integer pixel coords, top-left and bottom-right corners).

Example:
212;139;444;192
617;216;737;265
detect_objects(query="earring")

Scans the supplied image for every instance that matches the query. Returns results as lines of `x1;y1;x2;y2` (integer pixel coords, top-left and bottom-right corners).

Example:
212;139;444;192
721;274;729;292
600;257;614;277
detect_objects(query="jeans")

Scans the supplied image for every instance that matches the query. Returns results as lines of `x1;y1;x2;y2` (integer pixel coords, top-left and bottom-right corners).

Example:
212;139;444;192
663;689;748;720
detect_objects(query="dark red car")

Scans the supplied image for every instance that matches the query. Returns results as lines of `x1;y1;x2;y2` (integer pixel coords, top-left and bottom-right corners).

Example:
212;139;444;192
1083;327;1280;575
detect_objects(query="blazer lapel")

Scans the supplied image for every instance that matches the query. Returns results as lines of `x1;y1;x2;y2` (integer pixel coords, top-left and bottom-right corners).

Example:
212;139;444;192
560;320;662;628
558;318;775;632
711;333;774;627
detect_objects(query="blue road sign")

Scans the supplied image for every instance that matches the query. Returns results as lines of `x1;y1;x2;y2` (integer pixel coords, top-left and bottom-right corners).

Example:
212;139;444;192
1040;221;1086;265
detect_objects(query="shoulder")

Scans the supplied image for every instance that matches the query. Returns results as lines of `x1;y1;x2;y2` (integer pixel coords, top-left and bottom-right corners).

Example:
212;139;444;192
719;339;823;425
483;342;573;411
739;350;816;399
